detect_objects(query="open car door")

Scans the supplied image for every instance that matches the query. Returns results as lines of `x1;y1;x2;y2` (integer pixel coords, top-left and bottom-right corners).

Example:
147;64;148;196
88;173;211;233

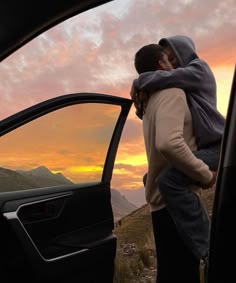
208;65;236;283
0;92;132;283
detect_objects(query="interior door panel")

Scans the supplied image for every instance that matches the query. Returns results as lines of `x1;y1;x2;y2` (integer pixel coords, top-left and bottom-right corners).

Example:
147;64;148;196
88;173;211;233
3;184;115;281
0;93;132;283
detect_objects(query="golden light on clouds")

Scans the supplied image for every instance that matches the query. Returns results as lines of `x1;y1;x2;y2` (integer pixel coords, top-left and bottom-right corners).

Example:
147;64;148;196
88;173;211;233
213;64;235;116
68;165;103;173
116;154;147;167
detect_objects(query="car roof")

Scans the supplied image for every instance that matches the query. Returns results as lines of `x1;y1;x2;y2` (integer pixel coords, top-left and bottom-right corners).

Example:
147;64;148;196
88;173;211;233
0;0;112;62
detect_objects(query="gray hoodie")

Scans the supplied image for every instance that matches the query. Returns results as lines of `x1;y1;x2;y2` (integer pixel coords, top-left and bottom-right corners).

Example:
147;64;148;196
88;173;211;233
133;35;225;149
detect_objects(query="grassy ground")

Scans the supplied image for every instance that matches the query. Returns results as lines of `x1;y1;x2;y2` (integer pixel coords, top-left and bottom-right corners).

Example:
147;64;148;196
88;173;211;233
113;204;155;283
113;188;216;283
114;204;153;245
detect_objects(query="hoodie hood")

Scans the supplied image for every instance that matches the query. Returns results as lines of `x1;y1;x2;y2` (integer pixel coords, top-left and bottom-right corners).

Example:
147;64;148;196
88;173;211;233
159;35;198;67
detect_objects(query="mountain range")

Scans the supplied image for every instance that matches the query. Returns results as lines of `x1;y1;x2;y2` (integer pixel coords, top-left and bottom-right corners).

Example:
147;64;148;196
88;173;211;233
0;166;137;219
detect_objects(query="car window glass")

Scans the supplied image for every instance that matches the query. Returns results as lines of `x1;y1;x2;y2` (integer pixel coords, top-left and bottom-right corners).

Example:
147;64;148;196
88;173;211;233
0;103;120;193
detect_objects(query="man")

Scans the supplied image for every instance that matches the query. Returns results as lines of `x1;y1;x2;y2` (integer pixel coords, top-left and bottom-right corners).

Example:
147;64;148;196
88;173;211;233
132;43;217;283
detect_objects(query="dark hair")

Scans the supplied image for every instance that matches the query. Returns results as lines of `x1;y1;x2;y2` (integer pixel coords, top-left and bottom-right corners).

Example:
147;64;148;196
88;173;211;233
159;38;169;48
134;44;164;74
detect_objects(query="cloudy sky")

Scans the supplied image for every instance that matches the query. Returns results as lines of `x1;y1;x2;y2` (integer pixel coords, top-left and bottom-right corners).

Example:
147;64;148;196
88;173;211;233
0;0;235;190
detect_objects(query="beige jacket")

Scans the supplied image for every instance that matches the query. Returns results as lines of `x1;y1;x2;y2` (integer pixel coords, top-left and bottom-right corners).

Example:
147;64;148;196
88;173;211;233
143;88;213;211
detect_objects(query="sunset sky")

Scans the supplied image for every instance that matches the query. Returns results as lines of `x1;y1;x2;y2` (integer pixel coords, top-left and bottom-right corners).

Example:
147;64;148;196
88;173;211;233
0;0;235;191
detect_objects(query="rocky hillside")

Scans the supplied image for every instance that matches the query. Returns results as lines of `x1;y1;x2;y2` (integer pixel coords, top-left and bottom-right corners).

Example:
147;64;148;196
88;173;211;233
114;204;153;245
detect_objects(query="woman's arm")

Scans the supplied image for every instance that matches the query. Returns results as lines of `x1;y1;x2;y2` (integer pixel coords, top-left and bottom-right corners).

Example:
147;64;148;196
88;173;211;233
134;59;206;93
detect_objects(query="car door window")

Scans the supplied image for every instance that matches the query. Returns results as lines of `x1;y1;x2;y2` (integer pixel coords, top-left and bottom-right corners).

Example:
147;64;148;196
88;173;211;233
0;102;121;193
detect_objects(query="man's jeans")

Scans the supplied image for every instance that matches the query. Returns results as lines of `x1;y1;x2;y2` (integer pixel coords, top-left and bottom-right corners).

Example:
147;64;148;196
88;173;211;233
155;143;221;260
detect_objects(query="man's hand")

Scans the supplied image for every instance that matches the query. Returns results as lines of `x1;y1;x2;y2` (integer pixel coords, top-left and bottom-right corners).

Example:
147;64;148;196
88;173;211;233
201;171;217;190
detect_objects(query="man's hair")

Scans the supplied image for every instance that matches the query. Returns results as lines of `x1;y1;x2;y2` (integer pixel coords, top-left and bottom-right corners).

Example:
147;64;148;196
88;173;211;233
134;44;164;74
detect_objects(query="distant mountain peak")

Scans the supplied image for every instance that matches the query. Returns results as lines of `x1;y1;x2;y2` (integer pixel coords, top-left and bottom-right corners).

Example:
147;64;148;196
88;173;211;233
16;166;74;185
118;188;146;208
34;166;49;170
31;166;53;175
111;189;137;221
